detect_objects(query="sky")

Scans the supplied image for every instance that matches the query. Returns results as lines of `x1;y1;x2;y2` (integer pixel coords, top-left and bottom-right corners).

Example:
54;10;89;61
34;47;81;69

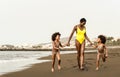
0;0;120;45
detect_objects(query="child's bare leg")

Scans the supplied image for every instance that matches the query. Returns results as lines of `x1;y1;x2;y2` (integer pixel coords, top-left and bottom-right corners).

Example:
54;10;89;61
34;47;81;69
80;41;85;70
102;54;106;62
96;54;100;70
52;53;56;72
75;40;81;69
56;52;61;70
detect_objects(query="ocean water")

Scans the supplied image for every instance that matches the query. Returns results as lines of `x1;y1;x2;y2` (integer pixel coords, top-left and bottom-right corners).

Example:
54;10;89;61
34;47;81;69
0;51;51;75
0;50;96;75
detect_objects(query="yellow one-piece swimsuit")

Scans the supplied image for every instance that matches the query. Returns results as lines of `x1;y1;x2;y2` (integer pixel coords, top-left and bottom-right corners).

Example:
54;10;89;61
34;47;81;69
76;27;86;44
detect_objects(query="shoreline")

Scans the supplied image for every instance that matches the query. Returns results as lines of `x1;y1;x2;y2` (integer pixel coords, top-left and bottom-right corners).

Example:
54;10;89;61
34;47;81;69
0;46;120;51
0;48;120;77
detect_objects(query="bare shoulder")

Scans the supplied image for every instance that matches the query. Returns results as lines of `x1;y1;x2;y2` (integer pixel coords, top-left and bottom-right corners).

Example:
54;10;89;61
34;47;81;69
74;25;78;30
84;26;86;29
52;41;55;44
103;44;107;48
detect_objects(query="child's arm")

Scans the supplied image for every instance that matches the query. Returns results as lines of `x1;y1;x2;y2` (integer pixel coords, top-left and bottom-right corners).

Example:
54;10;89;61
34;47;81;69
59;42;66;47
104;45;108;57
52;42;59;50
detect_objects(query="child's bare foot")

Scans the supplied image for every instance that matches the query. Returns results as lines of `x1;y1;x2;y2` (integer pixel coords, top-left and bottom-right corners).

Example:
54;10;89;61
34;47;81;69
80;67;84;70
96;67;99;71
51;68;54;72
58;65;61;70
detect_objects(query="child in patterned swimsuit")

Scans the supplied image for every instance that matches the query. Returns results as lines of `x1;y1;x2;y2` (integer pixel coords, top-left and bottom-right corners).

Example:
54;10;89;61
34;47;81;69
51;32;66;72
92;35;108;70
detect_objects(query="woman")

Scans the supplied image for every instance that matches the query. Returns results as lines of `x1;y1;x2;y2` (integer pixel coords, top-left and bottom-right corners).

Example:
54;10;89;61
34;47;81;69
67;18;92;70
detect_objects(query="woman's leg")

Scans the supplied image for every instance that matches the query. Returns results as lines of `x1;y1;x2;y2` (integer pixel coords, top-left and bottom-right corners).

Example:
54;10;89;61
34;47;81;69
56;51;61;70
52;53;56;72
80;41;85;69
75;40;81;69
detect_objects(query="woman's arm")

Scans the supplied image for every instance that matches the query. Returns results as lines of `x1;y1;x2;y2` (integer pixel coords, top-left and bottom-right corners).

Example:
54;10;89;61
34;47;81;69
67;26;77;46
85;33;93;45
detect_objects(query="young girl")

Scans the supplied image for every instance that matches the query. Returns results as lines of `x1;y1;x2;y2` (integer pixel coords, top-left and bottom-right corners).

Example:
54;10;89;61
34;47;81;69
92;35;108;70
51;32;66;72
67;18;92;70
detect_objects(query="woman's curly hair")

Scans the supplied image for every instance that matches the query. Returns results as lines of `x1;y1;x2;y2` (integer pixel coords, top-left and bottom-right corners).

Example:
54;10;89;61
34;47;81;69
51;32;61;41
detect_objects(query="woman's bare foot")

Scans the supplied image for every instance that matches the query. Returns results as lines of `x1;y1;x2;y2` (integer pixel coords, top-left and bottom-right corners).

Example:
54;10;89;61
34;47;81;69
51;68;54;72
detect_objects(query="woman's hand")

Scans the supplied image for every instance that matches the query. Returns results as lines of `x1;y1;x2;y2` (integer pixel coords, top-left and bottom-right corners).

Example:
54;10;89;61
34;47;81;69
90;42;93;46
66;43;70;46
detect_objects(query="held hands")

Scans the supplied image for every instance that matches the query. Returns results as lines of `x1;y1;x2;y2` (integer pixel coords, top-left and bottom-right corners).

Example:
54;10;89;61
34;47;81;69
90;43;97;48
60;43;69;49
61;43;70;48
62;43;68;47
92;44;96;48
89;42;94;47
90;42;93;46
66;43;70;46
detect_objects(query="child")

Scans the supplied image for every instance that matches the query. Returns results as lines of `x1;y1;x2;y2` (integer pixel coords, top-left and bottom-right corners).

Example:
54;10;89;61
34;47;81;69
92;35;108;70
51;32;66;72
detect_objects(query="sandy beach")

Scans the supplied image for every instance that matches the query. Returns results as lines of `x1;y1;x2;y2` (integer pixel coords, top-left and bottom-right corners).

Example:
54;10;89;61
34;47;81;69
1;48;120;77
